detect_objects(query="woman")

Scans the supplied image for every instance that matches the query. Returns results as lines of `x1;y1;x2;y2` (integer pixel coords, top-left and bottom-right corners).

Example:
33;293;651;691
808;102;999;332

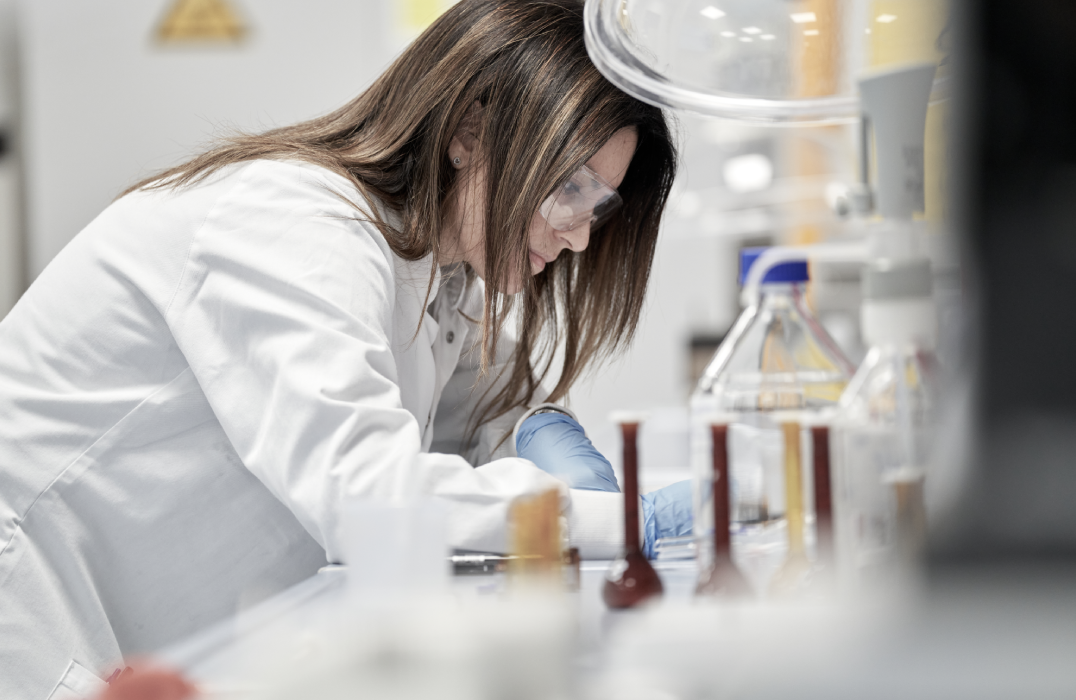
0;0;691;696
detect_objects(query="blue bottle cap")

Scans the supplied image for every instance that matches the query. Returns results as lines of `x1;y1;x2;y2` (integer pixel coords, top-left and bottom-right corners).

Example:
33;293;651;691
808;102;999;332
739;247;810;286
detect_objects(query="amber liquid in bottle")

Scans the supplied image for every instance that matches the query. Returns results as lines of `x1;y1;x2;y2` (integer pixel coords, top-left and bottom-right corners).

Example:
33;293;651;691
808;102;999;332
769;420;811;595
892;475;926;563
603;421;663;609
696;423;752;598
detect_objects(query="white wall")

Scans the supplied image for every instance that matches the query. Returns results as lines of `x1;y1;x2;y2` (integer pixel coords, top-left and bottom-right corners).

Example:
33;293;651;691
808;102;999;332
19;0;395;277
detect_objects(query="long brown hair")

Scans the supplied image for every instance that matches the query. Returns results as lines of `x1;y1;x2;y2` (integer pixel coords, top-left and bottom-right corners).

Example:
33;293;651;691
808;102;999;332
125;0;676;434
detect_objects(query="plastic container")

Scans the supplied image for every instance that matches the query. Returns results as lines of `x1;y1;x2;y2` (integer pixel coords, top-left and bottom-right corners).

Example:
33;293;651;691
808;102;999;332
833;254;936;585
691;248;853;589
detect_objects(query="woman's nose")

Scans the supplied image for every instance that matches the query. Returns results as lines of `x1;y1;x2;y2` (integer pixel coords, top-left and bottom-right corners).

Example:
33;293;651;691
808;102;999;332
558;222;591;253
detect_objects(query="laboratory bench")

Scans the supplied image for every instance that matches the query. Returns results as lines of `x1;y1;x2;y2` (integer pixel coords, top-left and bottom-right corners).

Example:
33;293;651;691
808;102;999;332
159;559;695;697
159;558;1076;699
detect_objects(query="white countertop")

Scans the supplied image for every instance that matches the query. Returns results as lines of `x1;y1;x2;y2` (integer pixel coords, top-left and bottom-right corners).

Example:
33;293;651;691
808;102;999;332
159;559;1076;700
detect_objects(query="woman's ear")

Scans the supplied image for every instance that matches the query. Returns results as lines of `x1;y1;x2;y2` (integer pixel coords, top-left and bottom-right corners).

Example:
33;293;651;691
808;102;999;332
448;101;483;169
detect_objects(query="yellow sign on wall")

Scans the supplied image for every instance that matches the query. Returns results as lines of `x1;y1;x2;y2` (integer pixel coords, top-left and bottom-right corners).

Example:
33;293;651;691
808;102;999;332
397;0;460;35
156;0;247;44
401;0;443;31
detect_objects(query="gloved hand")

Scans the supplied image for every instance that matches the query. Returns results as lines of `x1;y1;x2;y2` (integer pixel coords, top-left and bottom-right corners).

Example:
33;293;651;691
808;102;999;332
515;413;620;492
641;480;693;560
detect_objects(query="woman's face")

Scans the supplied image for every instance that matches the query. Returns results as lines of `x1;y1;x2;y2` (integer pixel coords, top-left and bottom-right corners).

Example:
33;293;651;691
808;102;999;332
445;127;638;294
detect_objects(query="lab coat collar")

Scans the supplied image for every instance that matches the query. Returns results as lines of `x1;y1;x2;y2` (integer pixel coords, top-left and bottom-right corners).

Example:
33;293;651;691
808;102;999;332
438;263;473;313
368;194;478;325
360;189;474;316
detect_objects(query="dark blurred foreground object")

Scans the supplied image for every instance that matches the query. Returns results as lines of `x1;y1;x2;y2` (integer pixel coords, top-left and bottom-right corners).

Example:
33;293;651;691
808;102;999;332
95;665;196;700
932;0;1076;563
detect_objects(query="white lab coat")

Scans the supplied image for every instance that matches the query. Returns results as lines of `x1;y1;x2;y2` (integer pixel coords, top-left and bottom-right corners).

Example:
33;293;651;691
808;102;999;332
0;160;623;699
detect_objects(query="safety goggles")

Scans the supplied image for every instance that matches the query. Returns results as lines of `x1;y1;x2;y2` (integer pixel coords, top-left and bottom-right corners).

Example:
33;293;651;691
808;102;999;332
538;164;623;232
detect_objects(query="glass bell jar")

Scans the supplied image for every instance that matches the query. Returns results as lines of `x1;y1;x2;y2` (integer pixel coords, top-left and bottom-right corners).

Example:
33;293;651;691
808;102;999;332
584;0;949;124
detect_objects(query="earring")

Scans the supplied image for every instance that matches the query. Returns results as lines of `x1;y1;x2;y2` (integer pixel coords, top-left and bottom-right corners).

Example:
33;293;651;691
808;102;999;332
453;156;461;166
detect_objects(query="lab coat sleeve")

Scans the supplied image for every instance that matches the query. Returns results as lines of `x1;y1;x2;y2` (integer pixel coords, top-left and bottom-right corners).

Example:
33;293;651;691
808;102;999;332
163;162;572;561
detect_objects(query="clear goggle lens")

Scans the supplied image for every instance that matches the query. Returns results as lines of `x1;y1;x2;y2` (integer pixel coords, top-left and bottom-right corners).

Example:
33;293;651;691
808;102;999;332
539;164;623;232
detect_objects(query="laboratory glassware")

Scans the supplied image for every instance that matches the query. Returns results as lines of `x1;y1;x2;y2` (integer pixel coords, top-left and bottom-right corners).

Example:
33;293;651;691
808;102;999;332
508;488;564;585
769;417;811;594
829;61;938;586
858;63;937;219
690;248;853;586
584;0;946;124
450;552;511;576
341;498;449;598
695;420;752;598
604;414;664;609
833;256;936;583
811;424;836;565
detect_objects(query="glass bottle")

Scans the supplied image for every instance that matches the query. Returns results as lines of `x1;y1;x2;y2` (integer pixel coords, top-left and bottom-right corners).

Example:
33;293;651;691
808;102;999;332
833;257;936;586
691;248;853;587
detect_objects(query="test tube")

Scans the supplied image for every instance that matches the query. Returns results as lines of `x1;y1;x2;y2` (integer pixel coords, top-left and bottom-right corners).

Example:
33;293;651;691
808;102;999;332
769;416;811;596
603;413;663;609
890;469;926;563
695;420;752;598
811;424;835;564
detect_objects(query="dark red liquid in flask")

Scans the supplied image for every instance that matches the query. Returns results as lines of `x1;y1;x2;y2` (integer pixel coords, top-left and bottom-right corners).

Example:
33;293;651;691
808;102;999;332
695;423;752;597
603;421;663;609
811;425;835;565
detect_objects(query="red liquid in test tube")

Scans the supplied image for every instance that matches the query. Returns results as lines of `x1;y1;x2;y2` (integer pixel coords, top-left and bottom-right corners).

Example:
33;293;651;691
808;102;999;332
811;425;834;564
696;422;752;598
603;419;663;609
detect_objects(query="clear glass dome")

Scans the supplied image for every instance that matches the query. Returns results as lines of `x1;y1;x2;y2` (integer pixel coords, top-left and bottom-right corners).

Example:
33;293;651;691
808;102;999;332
584;0;949;124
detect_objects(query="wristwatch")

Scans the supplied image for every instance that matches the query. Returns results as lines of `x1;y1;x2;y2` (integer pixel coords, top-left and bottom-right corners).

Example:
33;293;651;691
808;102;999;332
511;402;581;456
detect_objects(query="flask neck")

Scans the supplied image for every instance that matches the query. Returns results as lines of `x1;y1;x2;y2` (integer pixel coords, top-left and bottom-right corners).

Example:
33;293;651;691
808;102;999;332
755;282;807;304
862;296;936;349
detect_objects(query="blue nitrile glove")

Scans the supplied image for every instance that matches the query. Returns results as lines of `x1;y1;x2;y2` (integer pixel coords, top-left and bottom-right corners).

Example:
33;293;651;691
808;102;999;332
641;480;693;560
515;413;620;492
